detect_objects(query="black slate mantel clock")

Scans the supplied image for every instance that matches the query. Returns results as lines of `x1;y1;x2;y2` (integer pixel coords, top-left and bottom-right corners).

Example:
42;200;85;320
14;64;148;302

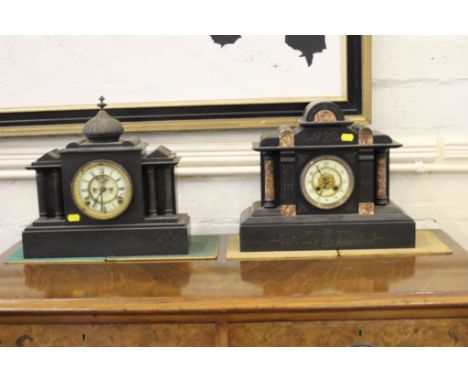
22;97;190;258
240;101;415;252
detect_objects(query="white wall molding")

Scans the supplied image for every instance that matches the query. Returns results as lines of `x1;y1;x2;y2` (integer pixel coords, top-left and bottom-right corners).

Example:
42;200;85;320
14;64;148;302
0;134;467;180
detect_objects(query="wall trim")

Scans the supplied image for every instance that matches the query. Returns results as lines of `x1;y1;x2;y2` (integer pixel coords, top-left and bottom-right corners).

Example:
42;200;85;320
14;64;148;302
0;135;467;180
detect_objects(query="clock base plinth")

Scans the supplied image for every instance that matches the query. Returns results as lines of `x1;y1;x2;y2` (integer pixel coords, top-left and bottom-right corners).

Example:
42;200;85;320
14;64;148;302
239;202;415;252
22;214;190;258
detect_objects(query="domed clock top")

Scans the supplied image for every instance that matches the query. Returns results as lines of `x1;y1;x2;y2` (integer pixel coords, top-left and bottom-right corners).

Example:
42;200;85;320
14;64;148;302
83;96;124;143
22;96;190;259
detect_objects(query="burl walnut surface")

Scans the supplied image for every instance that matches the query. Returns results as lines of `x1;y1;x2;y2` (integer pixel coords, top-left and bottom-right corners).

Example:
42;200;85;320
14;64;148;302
1;231;468;346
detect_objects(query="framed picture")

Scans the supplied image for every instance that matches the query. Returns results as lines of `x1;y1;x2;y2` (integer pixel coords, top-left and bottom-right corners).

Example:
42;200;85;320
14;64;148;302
0;35;371;137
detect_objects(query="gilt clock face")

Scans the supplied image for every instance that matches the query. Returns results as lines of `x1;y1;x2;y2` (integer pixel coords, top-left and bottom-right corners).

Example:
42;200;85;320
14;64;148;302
71;160;133;220
300;155;354;209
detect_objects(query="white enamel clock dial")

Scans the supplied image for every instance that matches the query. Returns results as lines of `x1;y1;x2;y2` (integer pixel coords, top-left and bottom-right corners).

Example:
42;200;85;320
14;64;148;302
300;155;354;209
71;160;133;220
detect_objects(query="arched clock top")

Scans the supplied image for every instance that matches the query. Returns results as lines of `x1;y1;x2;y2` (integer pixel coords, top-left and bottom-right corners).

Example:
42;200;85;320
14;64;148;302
255;101;401;150
302;100;345;122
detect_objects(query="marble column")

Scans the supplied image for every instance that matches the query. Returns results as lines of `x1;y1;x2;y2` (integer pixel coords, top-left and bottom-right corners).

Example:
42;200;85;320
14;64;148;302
262;152;275;209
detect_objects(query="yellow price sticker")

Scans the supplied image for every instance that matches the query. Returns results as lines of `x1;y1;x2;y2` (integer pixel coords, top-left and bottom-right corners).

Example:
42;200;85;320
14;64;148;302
67;214;81;222
341;133;354;142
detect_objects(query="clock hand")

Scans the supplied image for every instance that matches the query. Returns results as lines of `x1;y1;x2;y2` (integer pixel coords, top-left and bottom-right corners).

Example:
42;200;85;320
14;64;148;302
91;191;102;208
100;190;104;212
91;183;106;210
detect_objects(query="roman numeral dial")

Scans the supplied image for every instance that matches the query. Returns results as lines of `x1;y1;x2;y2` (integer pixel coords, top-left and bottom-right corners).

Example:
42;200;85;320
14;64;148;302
300;155;354;210
71;160;133;220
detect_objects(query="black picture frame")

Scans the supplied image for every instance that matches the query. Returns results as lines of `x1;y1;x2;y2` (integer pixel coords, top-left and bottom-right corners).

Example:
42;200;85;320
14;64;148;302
0;36;371;137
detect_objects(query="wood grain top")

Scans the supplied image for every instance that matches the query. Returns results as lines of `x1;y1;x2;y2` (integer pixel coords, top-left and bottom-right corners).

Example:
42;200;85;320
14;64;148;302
1;231;468;318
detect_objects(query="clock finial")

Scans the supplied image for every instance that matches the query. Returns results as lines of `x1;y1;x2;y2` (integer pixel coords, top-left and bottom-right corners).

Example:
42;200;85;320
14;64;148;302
98;96;107;109
83;97;123;142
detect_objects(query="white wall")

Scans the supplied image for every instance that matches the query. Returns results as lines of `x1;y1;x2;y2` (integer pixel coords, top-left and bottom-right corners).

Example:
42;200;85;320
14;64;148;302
0;36;345;106
1;35;468;252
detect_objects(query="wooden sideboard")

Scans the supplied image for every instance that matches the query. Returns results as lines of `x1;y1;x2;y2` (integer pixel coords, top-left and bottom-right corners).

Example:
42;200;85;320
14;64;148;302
1;230;468;346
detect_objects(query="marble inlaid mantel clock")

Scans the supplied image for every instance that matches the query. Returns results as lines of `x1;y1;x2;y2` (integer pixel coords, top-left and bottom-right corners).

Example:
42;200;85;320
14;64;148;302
240;101;415;252
22;97;190;258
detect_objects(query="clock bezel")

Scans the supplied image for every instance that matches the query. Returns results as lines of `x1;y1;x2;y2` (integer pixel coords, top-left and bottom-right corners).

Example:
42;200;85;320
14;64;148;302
300;155;355;210
71;159;133;220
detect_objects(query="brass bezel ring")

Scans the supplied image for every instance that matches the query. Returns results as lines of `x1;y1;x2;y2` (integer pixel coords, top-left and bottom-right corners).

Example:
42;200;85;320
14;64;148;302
71;160;133;220
300;155;354;210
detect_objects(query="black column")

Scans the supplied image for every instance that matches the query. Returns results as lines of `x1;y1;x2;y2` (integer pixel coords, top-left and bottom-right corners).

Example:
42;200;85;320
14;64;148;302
35;169;48;218
163;165;175;215
359;148;375;203
51;169;64;219
146;166;158;217
279;151;296;206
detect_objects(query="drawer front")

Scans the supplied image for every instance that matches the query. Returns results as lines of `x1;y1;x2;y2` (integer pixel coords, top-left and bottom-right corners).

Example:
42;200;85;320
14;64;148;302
229;319;468;346
0;323;216;346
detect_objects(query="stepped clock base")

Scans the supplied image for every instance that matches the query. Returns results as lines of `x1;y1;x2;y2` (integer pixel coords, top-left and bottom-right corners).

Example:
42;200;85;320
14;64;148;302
239;202;415;252
22;214;190;258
